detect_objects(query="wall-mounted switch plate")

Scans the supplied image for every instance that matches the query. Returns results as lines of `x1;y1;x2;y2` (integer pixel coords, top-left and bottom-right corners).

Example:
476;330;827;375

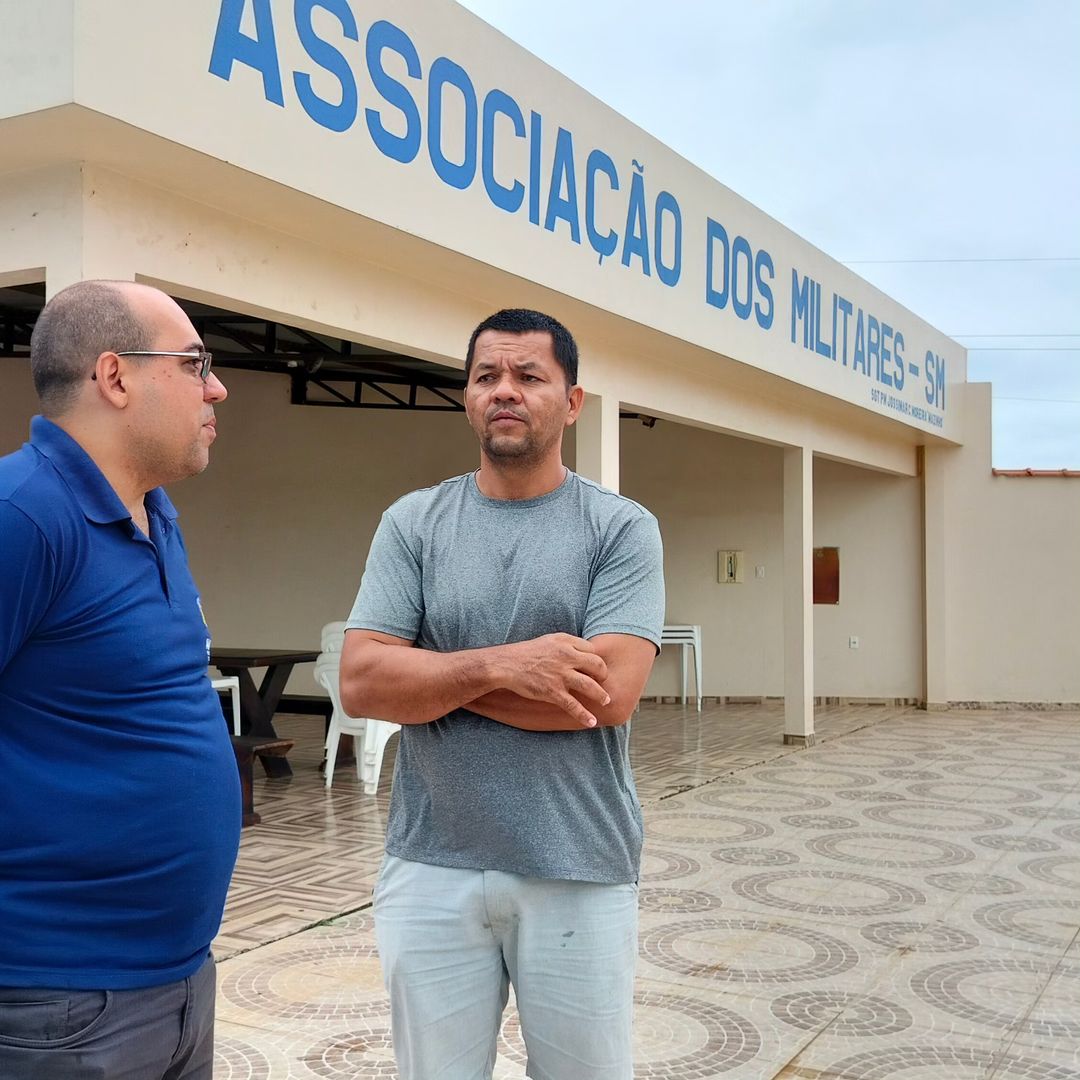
718;550;744;583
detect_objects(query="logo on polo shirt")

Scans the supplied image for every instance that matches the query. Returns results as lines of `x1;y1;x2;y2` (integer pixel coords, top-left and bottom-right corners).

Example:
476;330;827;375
196;596;211;661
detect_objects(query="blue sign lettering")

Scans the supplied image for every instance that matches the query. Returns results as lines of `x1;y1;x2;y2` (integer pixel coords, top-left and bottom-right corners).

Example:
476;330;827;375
427;57;477;190
206;0;949;425
209;0;285;106
754;250;774;330
880;322;894;389
788;268;945;419
709;224;773;330
622;166;651;275
528;110;543;226
481;90;525;213
585;150;619;263
731;235;753;321
707;219;732;312
544;127;581;241
925;351;946;409
837;297;852;366
293;0;359;133
654;191;682;288
790;268;809;347
364;20;422;163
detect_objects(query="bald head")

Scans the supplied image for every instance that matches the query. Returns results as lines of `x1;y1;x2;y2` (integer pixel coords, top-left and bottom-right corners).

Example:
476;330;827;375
30;281;157;416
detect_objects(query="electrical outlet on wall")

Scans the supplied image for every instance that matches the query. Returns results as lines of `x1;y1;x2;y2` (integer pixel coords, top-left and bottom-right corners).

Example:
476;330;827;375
849;636;860;649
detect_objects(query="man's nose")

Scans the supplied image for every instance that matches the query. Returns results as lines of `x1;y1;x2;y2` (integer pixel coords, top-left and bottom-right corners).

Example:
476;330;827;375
491;373;521;400
204;372;228;403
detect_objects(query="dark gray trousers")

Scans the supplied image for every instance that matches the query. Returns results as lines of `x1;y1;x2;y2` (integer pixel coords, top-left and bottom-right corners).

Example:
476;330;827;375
0;952;215;1079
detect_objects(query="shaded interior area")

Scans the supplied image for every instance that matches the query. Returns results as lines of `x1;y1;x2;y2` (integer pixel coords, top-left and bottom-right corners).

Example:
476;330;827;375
0;284;466;412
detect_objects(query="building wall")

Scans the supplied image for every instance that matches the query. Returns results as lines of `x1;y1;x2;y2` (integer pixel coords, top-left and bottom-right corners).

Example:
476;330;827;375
811;457;924;699
3;367;1076;704
0;171;1072;707
0;147;929;708
621;420;784;698
2;362;920;699
620;420;924;700
942;384;1080;703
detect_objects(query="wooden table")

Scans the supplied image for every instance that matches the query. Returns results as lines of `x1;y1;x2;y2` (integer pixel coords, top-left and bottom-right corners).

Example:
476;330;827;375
210;648;319;778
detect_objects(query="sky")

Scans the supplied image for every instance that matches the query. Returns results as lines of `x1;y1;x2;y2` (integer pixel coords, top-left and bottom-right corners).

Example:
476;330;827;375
457;0;1080;467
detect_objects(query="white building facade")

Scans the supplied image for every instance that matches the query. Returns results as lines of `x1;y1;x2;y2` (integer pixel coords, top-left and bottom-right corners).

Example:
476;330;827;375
2;0;1077;733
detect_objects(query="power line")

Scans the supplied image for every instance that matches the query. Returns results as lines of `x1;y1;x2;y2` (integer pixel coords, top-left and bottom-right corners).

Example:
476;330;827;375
967;347;1080;352
995;396;1080;404
952;333;1080;339
842;256;1080;265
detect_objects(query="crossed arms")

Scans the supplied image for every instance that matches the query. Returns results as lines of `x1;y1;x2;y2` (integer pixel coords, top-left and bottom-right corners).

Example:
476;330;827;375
340;630;656;731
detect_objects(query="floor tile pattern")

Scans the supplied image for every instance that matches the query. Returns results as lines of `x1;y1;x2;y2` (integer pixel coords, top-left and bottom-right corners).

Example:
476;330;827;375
215;704;1080;1078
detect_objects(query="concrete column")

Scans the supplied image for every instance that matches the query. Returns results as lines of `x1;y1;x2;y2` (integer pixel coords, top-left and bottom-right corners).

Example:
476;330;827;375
0;164;81;294
783;445;815;745
46;250;135;299
43;168;138;298
923;446;948;709
45;260;86;300
576;391;620;492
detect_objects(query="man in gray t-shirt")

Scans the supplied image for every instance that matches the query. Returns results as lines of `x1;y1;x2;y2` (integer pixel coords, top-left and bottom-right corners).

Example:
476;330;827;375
342;309;664;1080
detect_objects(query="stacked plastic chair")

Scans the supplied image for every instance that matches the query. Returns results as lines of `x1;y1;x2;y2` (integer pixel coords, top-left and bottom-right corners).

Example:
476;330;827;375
314;621;400;794
660;624;703;710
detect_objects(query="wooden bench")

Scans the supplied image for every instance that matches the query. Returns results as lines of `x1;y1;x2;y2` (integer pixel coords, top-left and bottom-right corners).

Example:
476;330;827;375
230;735;294;827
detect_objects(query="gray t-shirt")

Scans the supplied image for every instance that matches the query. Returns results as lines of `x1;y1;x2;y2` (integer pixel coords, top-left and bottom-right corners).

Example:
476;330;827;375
347;469;665;884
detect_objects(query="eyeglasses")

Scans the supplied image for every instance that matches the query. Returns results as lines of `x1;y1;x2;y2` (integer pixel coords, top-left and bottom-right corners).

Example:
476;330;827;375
114;349;214;381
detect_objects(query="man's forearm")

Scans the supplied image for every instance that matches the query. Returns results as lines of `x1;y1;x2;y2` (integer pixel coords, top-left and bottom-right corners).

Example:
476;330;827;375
467;689;631;731
341;631;610;728
341;641;509;725
467;633;655;731
466;690;587;732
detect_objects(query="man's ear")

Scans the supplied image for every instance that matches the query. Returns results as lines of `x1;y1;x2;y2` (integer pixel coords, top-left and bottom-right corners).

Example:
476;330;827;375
565;384;585;427
92;351;130;409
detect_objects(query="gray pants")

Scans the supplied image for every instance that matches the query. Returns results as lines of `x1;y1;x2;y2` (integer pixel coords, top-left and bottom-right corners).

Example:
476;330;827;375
374;856;638;1080
0;952;215;1080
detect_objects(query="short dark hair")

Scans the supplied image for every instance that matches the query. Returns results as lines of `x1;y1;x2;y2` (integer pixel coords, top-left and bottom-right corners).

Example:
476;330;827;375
465;309;578;387
30;280;152;415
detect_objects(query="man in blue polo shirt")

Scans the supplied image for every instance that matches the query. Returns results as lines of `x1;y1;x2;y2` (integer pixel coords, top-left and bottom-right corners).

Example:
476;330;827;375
0;280;240;1079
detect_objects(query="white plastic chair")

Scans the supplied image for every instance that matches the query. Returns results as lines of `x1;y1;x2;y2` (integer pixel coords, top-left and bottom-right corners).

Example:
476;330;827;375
321;620;348;654
314;649;400;795
211;676;242;736
359;710;401;797
318;620;356;780
660;624;703;710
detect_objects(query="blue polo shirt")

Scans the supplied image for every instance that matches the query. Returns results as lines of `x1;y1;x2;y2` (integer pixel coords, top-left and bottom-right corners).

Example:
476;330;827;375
0;417;240;989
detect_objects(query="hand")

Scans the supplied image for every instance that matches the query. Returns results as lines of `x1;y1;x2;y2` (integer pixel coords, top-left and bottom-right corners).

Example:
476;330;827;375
499;634;610;727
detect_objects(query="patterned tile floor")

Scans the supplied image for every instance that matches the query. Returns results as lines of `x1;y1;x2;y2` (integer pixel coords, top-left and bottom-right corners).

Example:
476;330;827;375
214;703;1080;1078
